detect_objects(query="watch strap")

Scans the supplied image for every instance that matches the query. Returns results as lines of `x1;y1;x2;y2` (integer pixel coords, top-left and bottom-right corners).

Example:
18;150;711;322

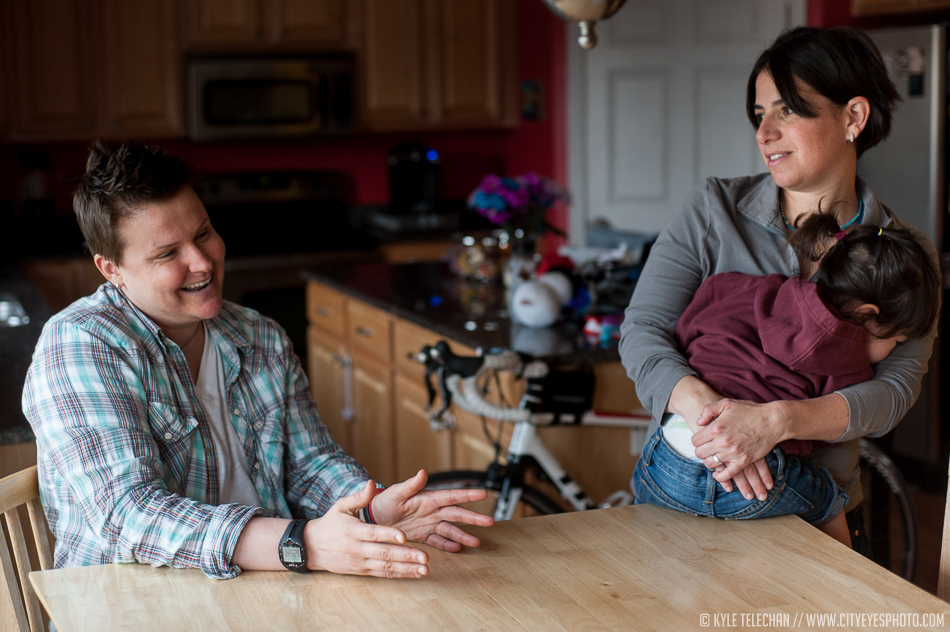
279;518;310;573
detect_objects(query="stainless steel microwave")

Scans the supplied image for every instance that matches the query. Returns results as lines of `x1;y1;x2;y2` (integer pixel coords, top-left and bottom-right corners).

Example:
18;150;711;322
186;54;355;141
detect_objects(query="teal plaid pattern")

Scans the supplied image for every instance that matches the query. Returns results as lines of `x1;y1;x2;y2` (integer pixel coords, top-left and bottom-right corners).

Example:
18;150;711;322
23;283;368;579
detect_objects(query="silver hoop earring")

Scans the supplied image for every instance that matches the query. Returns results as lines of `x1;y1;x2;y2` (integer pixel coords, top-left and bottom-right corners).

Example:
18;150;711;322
849;132;855;143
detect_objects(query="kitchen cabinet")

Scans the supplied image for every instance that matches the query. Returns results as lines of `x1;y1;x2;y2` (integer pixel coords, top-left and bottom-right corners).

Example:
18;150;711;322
392;318;459;481
0;5;10;140
305;281;397;485
5;0;183;141
306;274;644;506
851;0;950;15
306;324;352;454
185;0;354;50
379;239;451;265
356;0;517;131
20;257;104;313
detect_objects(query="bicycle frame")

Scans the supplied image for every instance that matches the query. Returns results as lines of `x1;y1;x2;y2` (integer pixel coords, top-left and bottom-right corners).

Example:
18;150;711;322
493;421;597;519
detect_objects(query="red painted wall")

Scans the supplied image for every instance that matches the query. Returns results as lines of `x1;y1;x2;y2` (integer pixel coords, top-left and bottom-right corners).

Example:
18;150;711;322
808;0;950;27
0;0;568;234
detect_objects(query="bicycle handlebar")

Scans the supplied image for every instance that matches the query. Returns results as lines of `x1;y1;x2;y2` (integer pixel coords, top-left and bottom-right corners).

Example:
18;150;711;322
416;339;646;430
415;340;541;422
444;374;531;422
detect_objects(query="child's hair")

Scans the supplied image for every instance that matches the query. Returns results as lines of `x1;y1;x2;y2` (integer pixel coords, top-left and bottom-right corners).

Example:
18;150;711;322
793;211;940;339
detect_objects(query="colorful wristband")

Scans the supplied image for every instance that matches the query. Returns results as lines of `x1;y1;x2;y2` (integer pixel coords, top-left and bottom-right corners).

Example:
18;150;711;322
358;485;384;524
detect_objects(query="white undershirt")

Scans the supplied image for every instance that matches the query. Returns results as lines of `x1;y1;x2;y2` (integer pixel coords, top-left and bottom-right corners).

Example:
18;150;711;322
195;325;263;508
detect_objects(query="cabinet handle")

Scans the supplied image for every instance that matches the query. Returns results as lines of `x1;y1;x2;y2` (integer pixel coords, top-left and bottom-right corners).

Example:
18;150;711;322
316;307;332;317
356;326;373;338
342;354;354;422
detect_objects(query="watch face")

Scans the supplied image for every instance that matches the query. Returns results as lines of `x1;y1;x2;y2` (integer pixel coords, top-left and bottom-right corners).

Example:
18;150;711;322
281;544;303;565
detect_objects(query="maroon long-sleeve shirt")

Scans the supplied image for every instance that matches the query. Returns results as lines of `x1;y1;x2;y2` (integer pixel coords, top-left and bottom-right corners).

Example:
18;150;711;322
675;272;874;455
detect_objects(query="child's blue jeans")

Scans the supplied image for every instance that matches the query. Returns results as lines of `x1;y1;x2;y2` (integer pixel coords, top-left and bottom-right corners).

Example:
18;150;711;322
631;426;848;526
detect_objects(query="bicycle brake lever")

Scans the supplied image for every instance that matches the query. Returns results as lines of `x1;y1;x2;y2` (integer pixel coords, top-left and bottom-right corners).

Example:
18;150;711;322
423;363;437;411
431;365;452;420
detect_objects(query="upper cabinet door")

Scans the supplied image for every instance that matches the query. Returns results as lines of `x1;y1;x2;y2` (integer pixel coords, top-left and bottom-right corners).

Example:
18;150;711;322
357;0;516;132
427;0;517;129
100;0;183;138
357;0;428;129
185;0;352;49
6;0;183;141
185;0;263;47
0;3;10;140
7;0;98;140
270;0;352;48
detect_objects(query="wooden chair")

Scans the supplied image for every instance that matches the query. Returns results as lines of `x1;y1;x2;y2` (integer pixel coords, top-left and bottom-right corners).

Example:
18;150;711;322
0;466;53;632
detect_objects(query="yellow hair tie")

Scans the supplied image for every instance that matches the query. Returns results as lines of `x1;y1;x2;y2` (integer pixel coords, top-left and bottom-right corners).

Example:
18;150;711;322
878;227;883;236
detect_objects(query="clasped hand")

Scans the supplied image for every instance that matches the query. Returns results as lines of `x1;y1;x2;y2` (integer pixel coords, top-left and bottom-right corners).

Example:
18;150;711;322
690;398;785;502
306;469;493;579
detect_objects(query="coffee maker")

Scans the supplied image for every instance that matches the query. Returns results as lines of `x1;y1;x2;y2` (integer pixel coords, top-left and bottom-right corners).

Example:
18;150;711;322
365;141;460;235
388;141;440;215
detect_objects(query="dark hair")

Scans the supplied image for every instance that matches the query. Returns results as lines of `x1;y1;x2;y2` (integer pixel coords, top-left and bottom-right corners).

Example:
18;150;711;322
73;140;193;264
746;26;900;158
793;212;939;339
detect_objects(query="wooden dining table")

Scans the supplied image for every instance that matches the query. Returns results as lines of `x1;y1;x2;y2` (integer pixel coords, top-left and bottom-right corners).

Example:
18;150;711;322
29;504;950;631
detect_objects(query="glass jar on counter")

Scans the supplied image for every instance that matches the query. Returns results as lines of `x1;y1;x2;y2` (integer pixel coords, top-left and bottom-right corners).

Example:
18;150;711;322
447;232;504;284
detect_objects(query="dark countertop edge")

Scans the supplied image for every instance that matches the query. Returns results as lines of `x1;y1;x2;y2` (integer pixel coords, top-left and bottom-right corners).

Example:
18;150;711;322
302;267;623;364
303;267;491;350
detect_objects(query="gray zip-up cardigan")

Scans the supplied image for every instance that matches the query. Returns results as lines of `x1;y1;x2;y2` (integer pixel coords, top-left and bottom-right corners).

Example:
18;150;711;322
619;174;938;508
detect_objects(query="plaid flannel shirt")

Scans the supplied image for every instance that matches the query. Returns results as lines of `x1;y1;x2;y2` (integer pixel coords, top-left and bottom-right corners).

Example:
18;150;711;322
22;283;368;579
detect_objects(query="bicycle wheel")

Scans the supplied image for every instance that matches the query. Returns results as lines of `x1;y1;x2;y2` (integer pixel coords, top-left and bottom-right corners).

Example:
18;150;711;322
426;469;564;520
858;438;918;582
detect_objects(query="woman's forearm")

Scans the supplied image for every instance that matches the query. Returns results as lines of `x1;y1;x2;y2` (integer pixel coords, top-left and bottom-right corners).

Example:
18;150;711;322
667;375;722;432
775;392;850;442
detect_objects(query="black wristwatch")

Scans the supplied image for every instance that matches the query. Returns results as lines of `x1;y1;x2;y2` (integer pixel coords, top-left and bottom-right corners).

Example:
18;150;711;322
278;519;310;573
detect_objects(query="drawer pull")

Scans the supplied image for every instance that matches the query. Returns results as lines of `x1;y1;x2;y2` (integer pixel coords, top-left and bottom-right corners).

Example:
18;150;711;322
356;326;374;338
316;307;332;317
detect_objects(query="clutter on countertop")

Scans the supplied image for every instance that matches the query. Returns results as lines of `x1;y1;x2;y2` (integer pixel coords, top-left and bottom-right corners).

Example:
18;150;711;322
304;260;625;363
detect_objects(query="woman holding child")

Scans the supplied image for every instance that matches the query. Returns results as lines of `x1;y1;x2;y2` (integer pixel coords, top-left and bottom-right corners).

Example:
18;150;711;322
619;26;940;550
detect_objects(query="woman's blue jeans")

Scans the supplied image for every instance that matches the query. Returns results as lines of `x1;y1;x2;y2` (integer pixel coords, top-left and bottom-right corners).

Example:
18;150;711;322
631;427;848;526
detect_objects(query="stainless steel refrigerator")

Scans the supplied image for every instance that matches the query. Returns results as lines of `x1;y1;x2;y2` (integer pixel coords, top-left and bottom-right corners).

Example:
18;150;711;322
857;24;947;483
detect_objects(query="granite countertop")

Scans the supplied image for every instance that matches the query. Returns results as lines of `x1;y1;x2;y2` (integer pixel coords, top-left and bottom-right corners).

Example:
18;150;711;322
304;261;622;364
0;267;53;445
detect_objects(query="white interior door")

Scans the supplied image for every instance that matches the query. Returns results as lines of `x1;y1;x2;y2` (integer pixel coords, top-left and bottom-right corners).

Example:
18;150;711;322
568;0;805;243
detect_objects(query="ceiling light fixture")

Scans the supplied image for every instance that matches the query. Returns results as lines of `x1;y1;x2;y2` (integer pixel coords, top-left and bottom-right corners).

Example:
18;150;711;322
542;0;628;50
